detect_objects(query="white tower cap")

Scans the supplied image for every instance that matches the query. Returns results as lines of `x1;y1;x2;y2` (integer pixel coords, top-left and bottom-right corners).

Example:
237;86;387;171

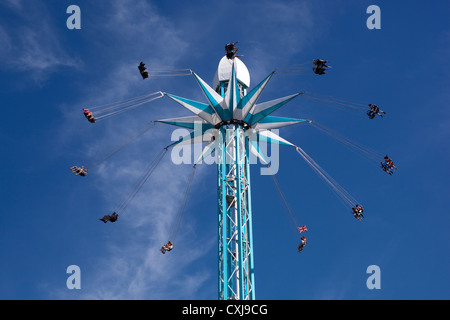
212;56;250;90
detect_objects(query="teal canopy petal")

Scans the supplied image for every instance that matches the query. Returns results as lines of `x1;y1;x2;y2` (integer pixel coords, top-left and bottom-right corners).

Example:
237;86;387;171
245;93;300;126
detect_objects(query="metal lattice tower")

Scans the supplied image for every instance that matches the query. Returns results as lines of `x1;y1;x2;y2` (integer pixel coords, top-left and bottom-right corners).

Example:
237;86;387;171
216;106;256;300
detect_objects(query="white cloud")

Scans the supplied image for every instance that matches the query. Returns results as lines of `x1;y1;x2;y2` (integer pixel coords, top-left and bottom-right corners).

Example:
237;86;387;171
76;230;215;300
0;2;81;82
14;26;80;72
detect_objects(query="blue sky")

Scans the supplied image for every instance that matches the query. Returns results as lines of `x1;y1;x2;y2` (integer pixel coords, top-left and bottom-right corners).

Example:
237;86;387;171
0;0;449;300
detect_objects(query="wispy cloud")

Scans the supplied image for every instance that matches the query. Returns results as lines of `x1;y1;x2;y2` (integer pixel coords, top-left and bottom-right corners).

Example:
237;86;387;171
76;221;215;300
0;2;81;83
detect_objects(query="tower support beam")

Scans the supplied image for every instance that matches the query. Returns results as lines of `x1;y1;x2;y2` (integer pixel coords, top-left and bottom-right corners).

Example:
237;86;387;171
217;123;255;300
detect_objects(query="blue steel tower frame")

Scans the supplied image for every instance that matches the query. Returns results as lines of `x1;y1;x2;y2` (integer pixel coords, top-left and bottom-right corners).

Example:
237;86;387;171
216;80;256;300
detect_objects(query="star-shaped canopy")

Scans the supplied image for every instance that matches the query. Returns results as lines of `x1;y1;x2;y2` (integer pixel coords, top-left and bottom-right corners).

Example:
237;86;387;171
157;58;308;163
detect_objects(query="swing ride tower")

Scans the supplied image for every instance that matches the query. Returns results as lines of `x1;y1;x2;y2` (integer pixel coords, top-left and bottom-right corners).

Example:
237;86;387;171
77;44;384;301
158;55;307;300
215;57;255;300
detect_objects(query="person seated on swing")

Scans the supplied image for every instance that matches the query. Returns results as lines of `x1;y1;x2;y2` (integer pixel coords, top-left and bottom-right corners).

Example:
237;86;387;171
352;204;364;220
82;108;97;123
78;167;88;176
297;236;307;253
384;155;394;167
367;104;386;119
381;155;396;174
352;205;364;220
313;59;331;68
100;212;119;223
225;41;243;59
138;61;149;79
70;165;88;176
160;241;173;254
312;59;331;75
